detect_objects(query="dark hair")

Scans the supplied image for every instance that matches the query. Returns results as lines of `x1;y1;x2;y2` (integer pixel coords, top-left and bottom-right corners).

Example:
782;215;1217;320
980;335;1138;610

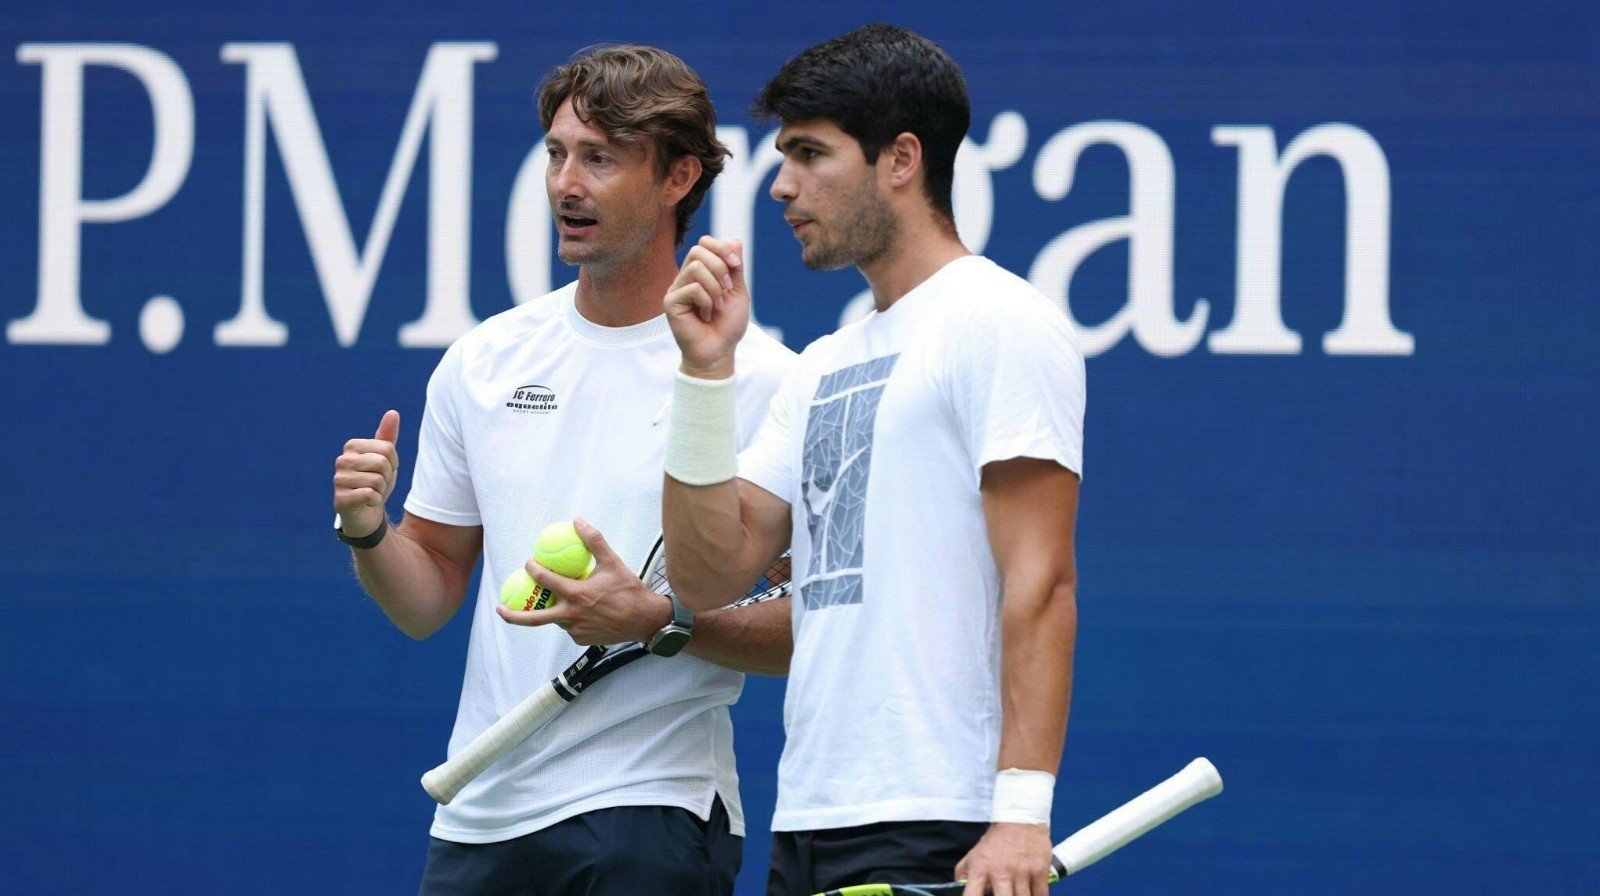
538;44;729;245
753;24;970;224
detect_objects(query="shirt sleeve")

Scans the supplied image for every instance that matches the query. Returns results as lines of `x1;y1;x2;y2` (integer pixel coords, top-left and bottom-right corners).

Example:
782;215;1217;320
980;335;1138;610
402;341;482;526
737;364;801;504
947;297;1086;479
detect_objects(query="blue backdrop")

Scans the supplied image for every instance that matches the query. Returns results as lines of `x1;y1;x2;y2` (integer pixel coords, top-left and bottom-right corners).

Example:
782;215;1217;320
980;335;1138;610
2;1;1596;894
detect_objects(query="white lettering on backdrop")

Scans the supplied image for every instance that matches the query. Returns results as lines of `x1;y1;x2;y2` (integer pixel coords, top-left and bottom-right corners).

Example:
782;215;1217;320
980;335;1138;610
7;42;1413;357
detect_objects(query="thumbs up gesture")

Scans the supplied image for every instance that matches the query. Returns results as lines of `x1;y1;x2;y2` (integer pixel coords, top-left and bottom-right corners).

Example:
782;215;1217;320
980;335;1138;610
333;409;402;539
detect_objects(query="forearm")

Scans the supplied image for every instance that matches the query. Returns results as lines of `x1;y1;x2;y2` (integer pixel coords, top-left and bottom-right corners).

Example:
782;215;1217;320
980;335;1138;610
683;595;792;675
662;477;763;610
997;574;1077;771
351;516;472;640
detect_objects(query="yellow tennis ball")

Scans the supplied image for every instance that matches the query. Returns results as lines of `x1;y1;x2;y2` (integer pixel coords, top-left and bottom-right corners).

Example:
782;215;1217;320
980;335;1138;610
499;568;559;612
534;521;596;580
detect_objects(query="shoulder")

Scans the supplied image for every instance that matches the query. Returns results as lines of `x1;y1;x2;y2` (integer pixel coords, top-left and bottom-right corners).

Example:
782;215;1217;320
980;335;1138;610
944;257;1057;319
938;257;1081;350
787;321;859;373
734;322;799;386
445;283;575;374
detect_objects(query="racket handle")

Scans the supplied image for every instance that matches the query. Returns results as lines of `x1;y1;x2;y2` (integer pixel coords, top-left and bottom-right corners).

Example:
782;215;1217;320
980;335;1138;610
1053;757;1222;875
420;683;570;805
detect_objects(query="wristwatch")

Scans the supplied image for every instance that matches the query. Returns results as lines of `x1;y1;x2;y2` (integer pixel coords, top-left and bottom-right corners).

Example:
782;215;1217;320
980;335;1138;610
334;512;388;549
647;592;695;656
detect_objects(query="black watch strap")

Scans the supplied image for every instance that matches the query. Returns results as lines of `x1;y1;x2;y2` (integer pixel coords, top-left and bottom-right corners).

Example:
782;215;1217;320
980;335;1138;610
335;513;388;549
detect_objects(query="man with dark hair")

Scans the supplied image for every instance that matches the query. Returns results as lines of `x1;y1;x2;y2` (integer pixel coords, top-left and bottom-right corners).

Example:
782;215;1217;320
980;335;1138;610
332;44;795;895
661;25;1085;896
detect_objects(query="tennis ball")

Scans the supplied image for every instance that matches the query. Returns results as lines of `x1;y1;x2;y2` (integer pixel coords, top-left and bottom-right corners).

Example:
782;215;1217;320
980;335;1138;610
499;568;558;612
534;521;596;580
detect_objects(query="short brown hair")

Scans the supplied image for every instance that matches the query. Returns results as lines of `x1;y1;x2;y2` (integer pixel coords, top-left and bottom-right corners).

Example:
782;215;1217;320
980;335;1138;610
538;45;729;245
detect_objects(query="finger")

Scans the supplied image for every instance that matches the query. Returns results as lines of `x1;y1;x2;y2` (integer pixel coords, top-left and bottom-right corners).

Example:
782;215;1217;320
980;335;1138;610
724;239;746;296
524;558;582;590
961;871;986;896
333;490;374;514
339;486;383;509
333;470;386;494
495;603;571;628
571;518;625;572
666;283;715;324
344;439;400;471
696;234;734;260
374;409;400;445
339;452;397;499
686;245;733;293
683;261;725;313
1030;865;1050;896
343;453;395;475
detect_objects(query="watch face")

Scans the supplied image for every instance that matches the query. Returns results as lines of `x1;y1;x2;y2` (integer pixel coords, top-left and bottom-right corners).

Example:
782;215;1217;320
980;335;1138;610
650;627;692;657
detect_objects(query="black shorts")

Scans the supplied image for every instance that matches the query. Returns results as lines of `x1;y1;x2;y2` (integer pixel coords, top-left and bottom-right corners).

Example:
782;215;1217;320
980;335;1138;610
766;819;988;896
418;797;741;896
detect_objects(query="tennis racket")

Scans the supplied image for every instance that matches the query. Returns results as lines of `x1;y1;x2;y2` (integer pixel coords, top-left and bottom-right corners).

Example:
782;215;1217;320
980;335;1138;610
421;537;791;805
813;757;1223;895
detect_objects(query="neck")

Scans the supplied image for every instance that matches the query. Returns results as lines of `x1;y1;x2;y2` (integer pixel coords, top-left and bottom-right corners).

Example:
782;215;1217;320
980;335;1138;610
859;215;970;312
573;232;681;328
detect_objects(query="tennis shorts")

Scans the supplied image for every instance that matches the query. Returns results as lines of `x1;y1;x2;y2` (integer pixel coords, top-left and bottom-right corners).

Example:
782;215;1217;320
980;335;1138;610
418;797;741;896
766;819;988;896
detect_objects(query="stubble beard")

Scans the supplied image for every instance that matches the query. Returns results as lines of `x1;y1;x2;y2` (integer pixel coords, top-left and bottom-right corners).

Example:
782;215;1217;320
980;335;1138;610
557;209;659;270
801;180;898;272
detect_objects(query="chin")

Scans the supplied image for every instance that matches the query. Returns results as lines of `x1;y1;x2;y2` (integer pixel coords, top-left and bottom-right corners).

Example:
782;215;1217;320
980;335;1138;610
802;247;852;272
558;243;599;265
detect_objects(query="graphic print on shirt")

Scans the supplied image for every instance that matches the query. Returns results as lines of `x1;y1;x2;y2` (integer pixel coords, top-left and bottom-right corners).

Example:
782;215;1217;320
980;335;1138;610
799;354;900;610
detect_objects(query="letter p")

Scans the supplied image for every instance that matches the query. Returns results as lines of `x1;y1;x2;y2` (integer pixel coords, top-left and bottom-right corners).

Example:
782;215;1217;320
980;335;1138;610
11;44;193;344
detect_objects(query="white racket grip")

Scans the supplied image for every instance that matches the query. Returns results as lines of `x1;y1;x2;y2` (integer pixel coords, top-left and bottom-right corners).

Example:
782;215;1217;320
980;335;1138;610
420;683;570;805
1053;757;1223;875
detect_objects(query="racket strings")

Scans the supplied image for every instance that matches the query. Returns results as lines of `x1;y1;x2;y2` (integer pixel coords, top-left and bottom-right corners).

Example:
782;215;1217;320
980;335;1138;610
642;549;794;608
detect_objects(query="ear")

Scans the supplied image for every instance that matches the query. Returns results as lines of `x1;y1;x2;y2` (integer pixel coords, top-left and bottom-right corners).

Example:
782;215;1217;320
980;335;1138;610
883;132;924;191
662;154;702;206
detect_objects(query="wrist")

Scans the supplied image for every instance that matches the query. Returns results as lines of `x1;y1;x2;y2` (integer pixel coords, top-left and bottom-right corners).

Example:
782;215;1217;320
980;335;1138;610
991;768;1054;825
665;369;738;485
635;591;675;643
335;512;389;549
646;591;695;656
678;358;734;381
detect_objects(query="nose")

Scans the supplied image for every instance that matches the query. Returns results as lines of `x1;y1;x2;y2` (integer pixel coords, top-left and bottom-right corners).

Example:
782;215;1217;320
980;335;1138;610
548;153;585;202
770;161;798;203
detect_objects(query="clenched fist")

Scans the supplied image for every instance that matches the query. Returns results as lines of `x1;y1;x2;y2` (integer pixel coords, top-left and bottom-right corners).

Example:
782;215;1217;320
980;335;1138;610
664;236;750;379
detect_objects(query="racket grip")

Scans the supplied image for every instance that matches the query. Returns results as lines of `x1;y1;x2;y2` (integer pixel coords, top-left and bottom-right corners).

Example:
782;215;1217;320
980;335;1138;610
1053;757;1223;875
420;683;569;805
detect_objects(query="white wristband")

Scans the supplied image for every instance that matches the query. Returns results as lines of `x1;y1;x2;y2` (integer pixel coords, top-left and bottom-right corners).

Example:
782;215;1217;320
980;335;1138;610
991;768;1055;825
665;370;738;486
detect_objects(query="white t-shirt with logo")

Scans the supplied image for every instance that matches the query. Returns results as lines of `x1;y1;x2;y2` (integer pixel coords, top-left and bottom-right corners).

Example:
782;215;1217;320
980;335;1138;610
738;256;1086;832
405;282;795;843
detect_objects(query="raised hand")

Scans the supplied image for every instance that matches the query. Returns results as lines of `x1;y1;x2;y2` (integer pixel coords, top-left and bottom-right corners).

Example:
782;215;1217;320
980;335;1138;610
664;236;749;379
333;409;401;539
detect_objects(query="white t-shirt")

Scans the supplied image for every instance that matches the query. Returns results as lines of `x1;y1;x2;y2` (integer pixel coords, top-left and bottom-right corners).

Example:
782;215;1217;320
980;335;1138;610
738;256;1086;832
405;282;795;843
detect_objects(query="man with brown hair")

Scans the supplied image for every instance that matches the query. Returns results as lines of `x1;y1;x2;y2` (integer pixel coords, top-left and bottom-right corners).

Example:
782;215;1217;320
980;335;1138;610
330;44;795;895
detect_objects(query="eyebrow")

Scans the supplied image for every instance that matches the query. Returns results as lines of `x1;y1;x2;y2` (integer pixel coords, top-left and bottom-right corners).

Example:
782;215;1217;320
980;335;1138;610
776;134;829;154
545;136;617;152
